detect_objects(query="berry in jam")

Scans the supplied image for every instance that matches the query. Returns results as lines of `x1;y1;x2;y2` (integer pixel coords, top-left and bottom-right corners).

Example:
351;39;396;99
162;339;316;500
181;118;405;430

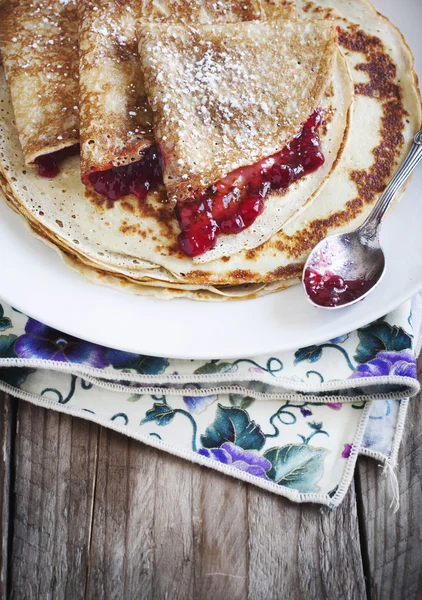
35;144;80;178
88;146;162;202
303;268;374;307
176;110;325;257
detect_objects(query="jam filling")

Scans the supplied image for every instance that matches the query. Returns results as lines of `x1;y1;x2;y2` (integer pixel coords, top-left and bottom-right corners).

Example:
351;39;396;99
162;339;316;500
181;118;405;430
35;113;325;260
304;269;374;308
176;110;325;258
35;144;80;178
87;146;163;202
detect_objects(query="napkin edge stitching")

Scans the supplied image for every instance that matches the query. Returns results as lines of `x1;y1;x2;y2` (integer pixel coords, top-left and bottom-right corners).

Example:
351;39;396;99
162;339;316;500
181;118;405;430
0;379;371;508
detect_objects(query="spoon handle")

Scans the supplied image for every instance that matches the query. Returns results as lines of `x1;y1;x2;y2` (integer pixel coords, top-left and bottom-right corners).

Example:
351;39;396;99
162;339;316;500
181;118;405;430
360;129;422;238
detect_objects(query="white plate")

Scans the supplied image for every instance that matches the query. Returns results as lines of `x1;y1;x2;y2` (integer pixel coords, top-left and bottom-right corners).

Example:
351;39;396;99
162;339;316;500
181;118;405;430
1;0;421;360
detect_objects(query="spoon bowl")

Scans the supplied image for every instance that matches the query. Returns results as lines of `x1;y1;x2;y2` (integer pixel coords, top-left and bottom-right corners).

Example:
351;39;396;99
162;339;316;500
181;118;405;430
303;129;422;309
302;229;386;309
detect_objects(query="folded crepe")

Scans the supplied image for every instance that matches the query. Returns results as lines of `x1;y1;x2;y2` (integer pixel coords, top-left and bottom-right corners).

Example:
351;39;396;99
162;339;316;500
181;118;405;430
0;0;79;166
138;18;339;260
78;0;295;190
1;0;419;301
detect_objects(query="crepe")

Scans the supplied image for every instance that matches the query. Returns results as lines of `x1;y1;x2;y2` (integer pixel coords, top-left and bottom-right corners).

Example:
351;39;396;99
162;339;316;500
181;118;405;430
78;0;295;182
139;19;336;204
0;0;420;301
0;0;79;165
138;17;345;262
0;45;353;278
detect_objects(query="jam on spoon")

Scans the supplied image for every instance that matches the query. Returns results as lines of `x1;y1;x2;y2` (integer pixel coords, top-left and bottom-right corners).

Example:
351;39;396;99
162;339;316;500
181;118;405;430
35;144;80;178
303;269;375;308
302;129;422;310
176;110;325;257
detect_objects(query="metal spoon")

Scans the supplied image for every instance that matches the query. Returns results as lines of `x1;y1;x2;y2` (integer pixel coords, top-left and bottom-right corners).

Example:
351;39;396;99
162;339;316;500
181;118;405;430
303;129;422;309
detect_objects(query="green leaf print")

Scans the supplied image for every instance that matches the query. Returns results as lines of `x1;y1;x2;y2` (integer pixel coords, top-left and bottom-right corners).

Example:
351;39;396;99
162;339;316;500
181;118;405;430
194;361;238;375
264;444;328;492
294;346;323;365
354;322;412;363
142;403;176;426
0;334;33;386
201;405;265;451
0;304;11;331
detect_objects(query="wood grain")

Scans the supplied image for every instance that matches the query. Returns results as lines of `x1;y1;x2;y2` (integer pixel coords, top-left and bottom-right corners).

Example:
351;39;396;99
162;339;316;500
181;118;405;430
86;430;250;600
357;355;422;600
8;402;99;600
0;394;14;600
85;428;366;600
2;376;421;599
86;430;158;600
248;482;366;600
195;469;249;600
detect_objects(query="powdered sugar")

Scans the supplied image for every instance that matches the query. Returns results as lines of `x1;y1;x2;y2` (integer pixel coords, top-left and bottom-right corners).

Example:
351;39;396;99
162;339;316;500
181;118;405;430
78;0;294;174
139;19;336;201
0;0;79;162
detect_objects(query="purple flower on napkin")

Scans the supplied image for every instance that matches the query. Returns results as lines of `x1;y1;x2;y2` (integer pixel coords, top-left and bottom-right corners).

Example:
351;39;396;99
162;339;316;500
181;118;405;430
341;443;352;459
301;407;313;418
183;394;218;414
107;349;169;374
15;318;109;368
198;442;271;479
350;349;416;379
327;403;342;410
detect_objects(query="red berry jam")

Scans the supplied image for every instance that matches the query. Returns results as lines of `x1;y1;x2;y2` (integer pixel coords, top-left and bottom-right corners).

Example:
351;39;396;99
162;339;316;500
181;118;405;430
177;110;325;257
304;269;374;308
35;144;80;178
88;146;163;202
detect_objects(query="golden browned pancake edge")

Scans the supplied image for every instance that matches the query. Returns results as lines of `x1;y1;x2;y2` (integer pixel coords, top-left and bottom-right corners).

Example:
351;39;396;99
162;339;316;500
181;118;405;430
78;0;295;179
0;0;79;164
138;18;336;204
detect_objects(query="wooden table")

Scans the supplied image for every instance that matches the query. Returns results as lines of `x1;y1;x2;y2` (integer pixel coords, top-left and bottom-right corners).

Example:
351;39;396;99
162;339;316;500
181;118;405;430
1;361;422;600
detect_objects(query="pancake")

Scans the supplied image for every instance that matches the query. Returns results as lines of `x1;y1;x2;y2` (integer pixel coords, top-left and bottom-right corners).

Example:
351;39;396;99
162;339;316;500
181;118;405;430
0;0;420;300
0;47;353;283
0;168;300;300
0;0;79;165
139;19;336;204
78;0;295;185
138;18;348;262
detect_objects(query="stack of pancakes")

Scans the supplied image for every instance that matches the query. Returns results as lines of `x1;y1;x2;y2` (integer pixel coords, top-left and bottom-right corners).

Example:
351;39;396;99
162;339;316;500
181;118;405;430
0;0;420;300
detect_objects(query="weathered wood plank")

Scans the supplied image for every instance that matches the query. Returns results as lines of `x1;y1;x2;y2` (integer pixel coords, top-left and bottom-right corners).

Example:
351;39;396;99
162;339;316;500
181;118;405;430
0;393;14;600
86;428;366;600
151;451;196;600
87;430;253;599
9;402;99;600
248;481;366;600
86;430;250;600
86;429;158;600
194;470;249;600
357;355;422;600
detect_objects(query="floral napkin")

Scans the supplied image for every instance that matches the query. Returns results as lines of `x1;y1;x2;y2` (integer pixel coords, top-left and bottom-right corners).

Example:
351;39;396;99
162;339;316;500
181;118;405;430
0;295;420;508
